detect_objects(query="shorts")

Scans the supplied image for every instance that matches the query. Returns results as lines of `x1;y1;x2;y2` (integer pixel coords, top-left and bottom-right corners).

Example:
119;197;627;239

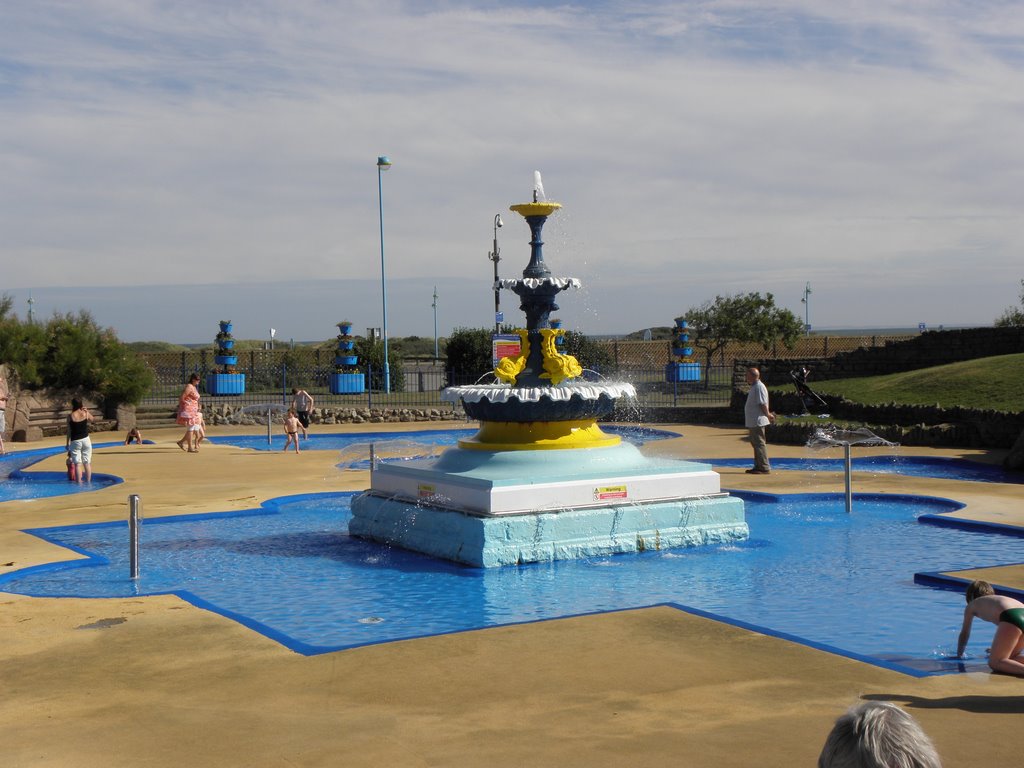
188;424;202;432
0;409;6;433
297;411;310;429
68;437;92;465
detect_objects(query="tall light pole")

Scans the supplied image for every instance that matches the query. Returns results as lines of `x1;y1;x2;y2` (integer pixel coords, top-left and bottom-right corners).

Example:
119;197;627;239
377;155;392;393
432;285;439;360
488;213;503;333
801;282;812;336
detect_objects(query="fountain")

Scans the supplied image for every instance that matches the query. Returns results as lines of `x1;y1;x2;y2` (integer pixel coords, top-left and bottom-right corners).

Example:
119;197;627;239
808;426;899;512
349;176;747;566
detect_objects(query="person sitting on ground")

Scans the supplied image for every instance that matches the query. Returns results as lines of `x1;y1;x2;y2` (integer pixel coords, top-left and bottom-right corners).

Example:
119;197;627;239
124;427;143;445
283;409;300;454
818;701;941;768
957;579;1024;676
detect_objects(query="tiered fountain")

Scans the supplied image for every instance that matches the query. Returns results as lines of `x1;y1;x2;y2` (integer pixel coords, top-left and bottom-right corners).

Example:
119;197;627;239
349;176;747;566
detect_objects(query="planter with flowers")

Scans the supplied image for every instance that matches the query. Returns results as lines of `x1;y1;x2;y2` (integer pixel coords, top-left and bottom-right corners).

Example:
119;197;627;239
329;321;365;394
665;317;701;382
207;320;246;395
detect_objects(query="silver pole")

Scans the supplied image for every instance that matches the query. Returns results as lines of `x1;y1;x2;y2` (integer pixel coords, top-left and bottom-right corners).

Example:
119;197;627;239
844;443;852;513
267;405;272;446
128;494;141;579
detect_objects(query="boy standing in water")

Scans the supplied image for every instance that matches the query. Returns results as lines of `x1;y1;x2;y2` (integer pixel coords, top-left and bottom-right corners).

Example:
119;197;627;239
283;409;301;454
957;579;1024;676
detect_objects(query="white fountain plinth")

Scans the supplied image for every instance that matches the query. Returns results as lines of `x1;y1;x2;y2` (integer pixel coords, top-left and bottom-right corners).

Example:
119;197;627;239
349;442;747;567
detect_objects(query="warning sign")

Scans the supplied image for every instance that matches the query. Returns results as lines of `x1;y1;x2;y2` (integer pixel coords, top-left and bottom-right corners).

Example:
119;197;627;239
594;485;628;501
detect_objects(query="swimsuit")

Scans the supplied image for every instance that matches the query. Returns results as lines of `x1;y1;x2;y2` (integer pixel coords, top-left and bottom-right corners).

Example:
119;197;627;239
999;608;1024;631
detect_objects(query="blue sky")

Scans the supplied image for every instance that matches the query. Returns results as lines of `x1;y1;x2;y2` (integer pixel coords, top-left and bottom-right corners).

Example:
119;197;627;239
2;1;1023;343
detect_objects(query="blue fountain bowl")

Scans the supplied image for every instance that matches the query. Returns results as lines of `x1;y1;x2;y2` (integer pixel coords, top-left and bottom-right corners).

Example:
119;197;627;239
461;392;617;422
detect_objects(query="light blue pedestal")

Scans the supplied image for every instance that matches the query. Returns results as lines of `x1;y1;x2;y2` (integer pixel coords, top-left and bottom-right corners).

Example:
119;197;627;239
349;443;747;567
350;494;745;567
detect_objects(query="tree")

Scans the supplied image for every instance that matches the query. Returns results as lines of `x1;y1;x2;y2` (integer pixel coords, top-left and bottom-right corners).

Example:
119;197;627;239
995;280;1024;327
444;327;500;385
0;298;154;405
682;292;804;386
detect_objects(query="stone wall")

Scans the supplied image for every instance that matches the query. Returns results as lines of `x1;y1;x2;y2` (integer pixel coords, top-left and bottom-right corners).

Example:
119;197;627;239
205;404;460;427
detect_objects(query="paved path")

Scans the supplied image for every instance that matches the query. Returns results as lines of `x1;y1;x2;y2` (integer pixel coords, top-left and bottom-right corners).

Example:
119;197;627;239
2;424;1023;767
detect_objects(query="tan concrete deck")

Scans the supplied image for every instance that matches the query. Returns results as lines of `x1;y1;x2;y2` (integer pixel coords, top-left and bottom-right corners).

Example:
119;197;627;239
2;423;1023;767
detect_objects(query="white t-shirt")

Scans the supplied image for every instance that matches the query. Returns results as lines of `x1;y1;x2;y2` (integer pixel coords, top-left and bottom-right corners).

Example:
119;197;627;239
744;380;771;428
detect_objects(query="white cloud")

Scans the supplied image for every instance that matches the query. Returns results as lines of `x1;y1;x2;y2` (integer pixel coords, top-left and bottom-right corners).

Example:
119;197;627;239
1;0;1022;339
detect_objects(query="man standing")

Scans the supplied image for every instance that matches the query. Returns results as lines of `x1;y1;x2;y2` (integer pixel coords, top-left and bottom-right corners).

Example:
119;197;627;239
290;387;314;440
744;366;775;474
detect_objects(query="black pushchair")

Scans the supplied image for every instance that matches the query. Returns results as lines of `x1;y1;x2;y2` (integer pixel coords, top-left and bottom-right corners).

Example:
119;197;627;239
790;366;829;415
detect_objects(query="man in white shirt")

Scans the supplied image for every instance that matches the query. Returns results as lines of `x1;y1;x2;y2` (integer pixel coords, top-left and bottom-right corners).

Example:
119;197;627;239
744;367;775;474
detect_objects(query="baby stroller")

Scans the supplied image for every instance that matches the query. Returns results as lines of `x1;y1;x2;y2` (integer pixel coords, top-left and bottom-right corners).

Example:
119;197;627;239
790;366;829;415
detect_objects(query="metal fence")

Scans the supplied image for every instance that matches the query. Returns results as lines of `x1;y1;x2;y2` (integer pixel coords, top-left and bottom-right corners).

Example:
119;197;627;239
140;354;734;410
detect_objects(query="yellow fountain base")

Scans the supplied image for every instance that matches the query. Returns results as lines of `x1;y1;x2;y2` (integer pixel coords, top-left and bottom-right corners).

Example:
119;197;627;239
458;419;622;451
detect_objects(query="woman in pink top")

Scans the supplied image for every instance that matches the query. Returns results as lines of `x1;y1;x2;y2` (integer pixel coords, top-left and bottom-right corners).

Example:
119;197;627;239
176;373;202;453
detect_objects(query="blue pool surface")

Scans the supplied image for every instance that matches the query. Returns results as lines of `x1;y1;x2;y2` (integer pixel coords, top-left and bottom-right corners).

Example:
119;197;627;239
0;443;123;501
4;485;1021;676
705;455;1024;484
207;424;680;453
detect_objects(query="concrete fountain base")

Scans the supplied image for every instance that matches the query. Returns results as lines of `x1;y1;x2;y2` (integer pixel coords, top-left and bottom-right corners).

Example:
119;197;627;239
349;443;747;567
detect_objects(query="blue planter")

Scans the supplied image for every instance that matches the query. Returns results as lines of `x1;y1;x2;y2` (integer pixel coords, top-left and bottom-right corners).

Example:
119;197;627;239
219;322;233;334
665;362;701;383
671;347;693;358
329;372;364;394
206;373;246;395
334;355;358;366
338;340;355;351
337;323;353;335
220;339;235;350
215;355;238;366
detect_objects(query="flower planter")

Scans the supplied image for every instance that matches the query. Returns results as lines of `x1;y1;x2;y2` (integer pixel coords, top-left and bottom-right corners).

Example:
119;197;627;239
337;322;353;335
219;321;233;334
330;372;364;394
214;355;238;366
220;339;235;350
334;355;359;366
671;347;693;358
665;362;701;383
339;340;355;351
207;372;246;395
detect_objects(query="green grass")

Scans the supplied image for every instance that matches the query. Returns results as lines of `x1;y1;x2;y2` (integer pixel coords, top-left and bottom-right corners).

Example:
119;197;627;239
796;353;1024;411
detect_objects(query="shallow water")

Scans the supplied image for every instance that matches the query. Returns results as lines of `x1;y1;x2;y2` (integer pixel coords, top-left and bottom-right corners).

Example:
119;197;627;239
3;488;1017;675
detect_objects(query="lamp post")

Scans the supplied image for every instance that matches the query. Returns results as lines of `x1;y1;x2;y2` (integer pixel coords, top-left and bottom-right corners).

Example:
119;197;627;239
432;286;439;360
488;213;503;333
801;282;812;336
377;155;392;393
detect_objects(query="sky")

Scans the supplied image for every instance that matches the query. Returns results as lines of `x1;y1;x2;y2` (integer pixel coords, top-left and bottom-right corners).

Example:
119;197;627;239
2;1;1023;344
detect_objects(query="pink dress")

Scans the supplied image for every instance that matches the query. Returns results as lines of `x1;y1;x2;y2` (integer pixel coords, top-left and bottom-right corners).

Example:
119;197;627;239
176;383;201;427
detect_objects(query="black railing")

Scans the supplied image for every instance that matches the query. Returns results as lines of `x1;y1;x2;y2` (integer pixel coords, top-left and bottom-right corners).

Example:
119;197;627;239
141;363;734;410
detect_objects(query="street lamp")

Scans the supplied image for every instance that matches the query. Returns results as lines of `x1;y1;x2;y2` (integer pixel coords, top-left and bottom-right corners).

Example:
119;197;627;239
377;155;392;393
488;213;503;333
801;282;812;336
432;285;439;360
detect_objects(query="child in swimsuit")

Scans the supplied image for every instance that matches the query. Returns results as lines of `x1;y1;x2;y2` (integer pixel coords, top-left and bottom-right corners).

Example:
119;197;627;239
283;409;301;454
957;579;1024;676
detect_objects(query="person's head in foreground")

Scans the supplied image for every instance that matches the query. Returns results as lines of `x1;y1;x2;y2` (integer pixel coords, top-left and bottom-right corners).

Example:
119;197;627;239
965;578;994;603
818;701;941;768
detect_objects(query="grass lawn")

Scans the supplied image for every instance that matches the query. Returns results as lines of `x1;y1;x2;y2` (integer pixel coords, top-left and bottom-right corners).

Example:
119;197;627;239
792;353;1024;411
